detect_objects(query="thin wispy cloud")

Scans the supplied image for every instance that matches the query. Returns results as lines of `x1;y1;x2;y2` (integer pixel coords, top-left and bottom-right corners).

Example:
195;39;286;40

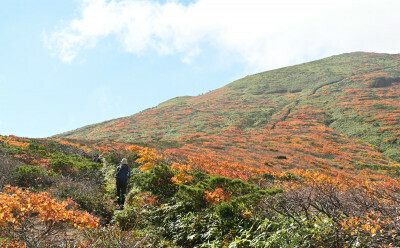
87;85;122;115
46;0;400;71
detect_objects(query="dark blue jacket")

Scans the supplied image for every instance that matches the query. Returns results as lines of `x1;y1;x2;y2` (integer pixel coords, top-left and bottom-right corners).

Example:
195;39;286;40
115;163;130;181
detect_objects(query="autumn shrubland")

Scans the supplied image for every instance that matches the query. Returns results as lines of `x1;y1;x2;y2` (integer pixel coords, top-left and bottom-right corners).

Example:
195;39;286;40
2;135;400;247
58;52;400;172
2;52;400;246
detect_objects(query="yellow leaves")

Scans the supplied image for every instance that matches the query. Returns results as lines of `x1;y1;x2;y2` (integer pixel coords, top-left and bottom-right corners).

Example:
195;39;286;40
139;162;154;172
136;147;163;172
126;145;141;153
341;210;389;239
170;162;194;185
171;162;191;172
171;173;193;186
204;188;231;205
362;223;372;232
0;186;99;247
241;210;252;219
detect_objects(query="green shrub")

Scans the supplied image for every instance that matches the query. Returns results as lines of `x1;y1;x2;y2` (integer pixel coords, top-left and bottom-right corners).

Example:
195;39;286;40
49;154;75;173
260;216;336;248
127;152;139;166
118;189;160;230
119;164;287;246
150;209;215;247
114;206;138;230
216;202;235;219
279;172;303;181
124;186;142;206
262;173;277;182
199;215;337;248
190;170;211;184
367;77;400;88
104;152;123;165
104;151;138;166
27;142;48;156
49;153;101;173
133;164;176;200
55;180;114;223
155;207;255;247
175;184;206;210
11;165;56;188
82;225;173;248
203;175;266;198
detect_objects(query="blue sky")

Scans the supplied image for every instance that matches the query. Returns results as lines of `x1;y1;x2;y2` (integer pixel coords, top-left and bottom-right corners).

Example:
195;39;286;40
1;0;400;138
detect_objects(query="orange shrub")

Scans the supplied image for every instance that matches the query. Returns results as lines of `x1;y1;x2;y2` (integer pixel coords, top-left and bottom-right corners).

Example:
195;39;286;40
170;162;193;185
204;188;231;205
0;136;30;149
136;147;163;172
0;186;99;247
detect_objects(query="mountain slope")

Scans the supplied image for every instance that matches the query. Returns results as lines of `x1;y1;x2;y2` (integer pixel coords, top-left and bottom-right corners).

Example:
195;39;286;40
57;52;400;177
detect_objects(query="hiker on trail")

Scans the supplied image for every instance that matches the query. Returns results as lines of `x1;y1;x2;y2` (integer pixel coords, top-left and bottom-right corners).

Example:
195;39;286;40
92;154;102;163
115;158;130;207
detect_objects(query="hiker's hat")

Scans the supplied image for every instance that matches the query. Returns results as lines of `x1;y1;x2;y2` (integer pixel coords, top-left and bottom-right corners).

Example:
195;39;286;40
121;158;128;164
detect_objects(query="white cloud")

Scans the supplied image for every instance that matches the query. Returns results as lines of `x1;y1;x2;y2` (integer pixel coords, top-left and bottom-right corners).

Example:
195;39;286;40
46;0;400;71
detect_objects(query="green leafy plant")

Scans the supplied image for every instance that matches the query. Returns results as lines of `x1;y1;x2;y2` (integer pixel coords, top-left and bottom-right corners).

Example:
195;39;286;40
11;165;56;188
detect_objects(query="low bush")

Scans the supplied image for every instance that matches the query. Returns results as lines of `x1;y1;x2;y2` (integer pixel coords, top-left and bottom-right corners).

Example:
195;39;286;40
367;76;400;88
54;180;115;223
104;151;138;166
0;186;99;248
0;157;22;187
128;167;278;247
81;225;176;248
27;142;48;156
11;164;57;188
49;153;102;174
175;184;207;210
49;154;75;173
133;164;176;200
114;206;138;230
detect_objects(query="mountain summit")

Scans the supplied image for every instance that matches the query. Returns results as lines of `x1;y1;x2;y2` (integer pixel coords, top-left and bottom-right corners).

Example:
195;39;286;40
57;52;400;175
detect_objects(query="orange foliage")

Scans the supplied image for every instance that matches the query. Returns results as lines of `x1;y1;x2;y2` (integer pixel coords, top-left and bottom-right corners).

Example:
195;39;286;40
170;162;193;185
204;188;231;205
340;211;396;242
385;137;397;143
0;136;30;149
126;145;142;153
53;138;93;153
136;147;163;172
0;186;98;247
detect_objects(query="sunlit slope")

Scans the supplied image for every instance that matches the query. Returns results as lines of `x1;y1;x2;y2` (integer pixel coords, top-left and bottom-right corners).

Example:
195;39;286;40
57;52;400;169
